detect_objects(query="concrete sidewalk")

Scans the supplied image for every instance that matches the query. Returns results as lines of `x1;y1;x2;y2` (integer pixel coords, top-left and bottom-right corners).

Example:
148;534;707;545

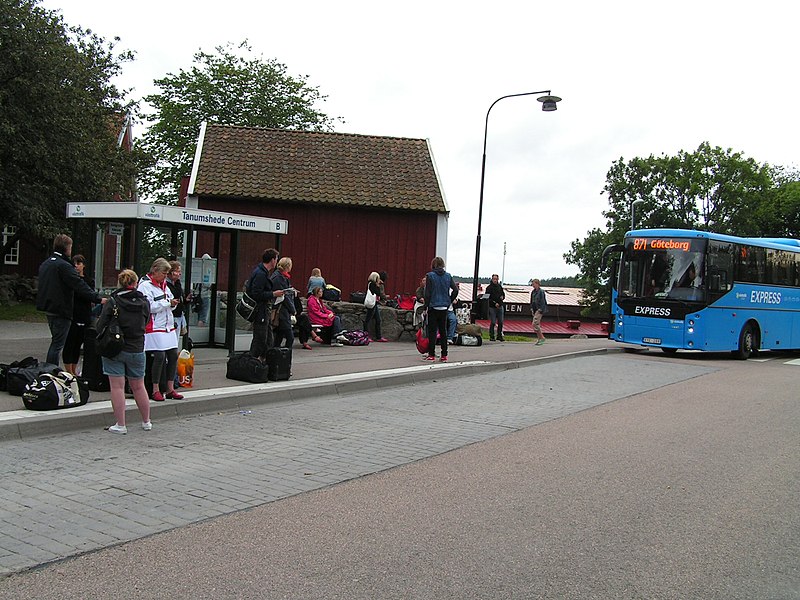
0;321;617;440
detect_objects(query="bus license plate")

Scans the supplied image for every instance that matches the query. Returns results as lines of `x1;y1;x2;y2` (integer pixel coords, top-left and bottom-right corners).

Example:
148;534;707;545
642;337;661;344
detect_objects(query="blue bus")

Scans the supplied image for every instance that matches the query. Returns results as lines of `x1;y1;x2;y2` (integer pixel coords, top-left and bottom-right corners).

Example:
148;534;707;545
602;229;800;358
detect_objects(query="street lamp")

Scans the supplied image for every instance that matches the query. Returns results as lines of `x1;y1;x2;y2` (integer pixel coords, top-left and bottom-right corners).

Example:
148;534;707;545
471;90;562;322
631;199;645;230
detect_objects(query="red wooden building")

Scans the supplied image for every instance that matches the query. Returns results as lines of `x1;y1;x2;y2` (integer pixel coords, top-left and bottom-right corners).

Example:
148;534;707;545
185;124;449;297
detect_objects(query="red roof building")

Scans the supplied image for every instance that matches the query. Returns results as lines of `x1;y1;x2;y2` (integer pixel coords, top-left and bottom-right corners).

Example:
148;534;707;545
186;124;450;297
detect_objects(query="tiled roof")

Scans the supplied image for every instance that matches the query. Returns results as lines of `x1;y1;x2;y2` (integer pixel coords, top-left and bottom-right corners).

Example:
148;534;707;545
191;124;447;212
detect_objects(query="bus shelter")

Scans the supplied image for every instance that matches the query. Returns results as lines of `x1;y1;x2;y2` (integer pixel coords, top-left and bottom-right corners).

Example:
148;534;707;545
66;202;288;351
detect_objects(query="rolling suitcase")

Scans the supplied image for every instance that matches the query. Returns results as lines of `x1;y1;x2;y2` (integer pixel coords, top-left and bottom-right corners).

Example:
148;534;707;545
82;327;109;392
266;347;292;381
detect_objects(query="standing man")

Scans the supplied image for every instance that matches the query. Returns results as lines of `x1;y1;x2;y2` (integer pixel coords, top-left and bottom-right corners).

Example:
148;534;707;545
36;234;105;366
248;248;285;361
486;273;505;342
530;278;548;346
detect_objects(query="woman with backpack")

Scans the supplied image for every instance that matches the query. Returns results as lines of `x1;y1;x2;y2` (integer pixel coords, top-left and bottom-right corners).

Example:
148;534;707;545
95;269;152;434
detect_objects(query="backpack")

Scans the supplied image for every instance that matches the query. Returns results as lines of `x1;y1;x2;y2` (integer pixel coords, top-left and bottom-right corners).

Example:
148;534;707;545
22;371;89;411
334;330;371;346
322;285;341;302
235;274;258;322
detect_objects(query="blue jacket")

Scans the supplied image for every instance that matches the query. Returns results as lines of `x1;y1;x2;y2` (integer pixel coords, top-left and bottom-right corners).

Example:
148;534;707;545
247;264;277;323
424;268;458;309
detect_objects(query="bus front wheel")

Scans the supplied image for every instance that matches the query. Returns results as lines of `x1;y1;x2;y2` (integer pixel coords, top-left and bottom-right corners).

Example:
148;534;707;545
734;324;758;360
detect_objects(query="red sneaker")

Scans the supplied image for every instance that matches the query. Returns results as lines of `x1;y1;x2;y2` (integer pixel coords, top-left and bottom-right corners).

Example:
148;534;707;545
440;356;448;363
423;355;436;361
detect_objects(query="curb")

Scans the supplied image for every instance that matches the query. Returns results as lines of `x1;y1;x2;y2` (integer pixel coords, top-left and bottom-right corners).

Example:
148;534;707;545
0;348;613;441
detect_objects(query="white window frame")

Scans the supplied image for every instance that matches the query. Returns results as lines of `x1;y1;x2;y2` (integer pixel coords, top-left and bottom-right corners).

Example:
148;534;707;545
3;226;19;265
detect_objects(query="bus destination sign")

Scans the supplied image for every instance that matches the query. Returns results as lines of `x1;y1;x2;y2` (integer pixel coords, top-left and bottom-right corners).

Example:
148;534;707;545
632;238;691;252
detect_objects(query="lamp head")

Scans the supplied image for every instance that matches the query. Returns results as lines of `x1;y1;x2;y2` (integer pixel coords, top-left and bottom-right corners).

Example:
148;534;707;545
537;95;561;112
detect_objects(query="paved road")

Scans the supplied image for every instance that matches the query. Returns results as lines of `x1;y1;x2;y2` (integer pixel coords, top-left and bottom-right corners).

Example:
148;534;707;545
1;349;798;598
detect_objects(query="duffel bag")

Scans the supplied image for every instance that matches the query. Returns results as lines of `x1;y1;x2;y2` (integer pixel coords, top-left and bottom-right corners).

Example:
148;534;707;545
349;291;366;304
226;352;269;383
22;371;89;411
7;359;61;397
456;333;482;346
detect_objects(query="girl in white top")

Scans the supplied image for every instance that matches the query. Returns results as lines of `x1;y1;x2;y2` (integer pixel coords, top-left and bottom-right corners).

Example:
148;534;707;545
137;258;183;401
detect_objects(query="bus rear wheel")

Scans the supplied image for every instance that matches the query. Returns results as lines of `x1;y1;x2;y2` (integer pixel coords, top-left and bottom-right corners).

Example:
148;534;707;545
734;324;757;360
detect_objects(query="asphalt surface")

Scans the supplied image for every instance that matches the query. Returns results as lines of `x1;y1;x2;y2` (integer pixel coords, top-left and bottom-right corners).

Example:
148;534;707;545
0;322;798;598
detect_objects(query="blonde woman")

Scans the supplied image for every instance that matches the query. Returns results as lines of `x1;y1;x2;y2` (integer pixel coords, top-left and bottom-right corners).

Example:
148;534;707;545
138;258;182;401
270;257;296;349
363;272;388;342
95;269;152;434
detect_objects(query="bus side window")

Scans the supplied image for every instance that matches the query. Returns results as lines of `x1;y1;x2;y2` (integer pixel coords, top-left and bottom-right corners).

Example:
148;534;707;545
708;268;728;292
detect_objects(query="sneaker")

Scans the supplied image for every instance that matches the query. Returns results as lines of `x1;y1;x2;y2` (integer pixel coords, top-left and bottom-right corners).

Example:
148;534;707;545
332;342;344;347
166;390;184;400
152;391;165;402
440;356;448;362
423;355;436;361
498;336;505;342
141;421;153;431
489;337;495;342
107;424;127;434
536;339;545;346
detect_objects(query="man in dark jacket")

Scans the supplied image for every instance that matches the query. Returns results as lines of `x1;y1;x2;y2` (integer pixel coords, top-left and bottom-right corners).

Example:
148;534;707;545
486;273;506;341
248;248;285;361
36;234;104;366
530;278;548;346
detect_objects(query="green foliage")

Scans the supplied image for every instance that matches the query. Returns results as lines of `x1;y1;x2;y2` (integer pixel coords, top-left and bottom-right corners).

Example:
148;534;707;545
137;41;339;204
0;0;136;255
565;142;795;314
537;276;580;288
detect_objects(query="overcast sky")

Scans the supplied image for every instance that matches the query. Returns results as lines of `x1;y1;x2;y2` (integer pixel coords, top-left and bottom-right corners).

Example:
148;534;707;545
42;0;800;284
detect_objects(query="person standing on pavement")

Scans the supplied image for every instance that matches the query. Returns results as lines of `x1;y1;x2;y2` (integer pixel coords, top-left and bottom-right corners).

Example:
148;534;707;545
363;272;388;342
486;273;506;342
36;234;105;367
248;249;284;361
96;269;152;434
138;258;183;402
530;278;548;345
62;255;96;376
270;257;296;349
423;256;459;362
166;261;188;349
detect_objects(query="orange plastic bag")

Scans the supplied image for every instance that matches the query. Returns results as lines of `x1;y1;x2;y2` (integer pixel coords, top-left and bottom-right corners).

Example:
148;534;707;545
177;349;194;388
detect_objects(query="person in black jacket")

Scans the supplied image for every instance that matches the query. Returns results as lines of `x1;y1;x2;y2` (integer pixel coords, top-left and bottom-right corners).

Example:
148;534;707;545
271;257;296;349
248;248;285;361
94;269;152;434
486;273;506;342
36;234;105;366
62;255;96;375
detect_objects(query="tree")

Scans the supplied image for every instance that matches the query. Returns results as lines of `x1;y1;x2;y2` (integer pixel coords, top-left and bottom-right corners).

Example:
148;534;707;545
565;142;793;315
137;41;339;204
0;0;136;259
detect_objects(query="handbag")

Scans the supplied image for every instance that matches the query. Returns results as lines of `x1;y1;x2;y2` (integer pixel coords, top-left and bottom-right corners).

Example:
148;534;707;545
176;349;194;388
235;290;258;323
364;288;377;309
96;298;125;358
270;306;281;327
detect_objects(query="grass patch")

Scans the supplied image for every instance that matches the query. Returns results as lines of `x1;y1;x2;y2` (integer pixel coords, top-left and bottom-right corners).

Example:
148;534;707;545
0;302;46;322
480;332;535;343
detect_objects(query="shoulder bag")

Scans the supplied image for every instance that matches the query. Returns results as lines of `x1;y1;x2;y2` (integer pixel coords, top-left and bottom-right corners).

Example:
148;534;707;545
96;298;125;358
364;287;377;309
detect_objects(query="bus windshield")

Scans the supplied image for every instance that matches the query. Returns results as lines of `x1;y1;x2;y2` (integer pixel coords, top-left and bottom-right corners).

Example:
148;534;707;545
619;237;707;302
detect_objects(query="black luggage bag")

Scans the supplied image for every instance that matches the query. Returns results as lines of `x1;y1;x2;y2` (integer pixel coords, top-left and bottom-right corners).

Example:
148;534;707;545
349;291;366;304
7;358;61;397
266;347;292;381
82;327;110;392
226;352;269;383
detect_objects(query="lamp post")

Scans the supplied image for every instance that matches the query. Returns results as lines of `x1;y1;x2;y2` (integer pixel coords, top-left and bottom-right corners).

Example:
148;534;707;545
471;90;561;322
631;199;645;230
